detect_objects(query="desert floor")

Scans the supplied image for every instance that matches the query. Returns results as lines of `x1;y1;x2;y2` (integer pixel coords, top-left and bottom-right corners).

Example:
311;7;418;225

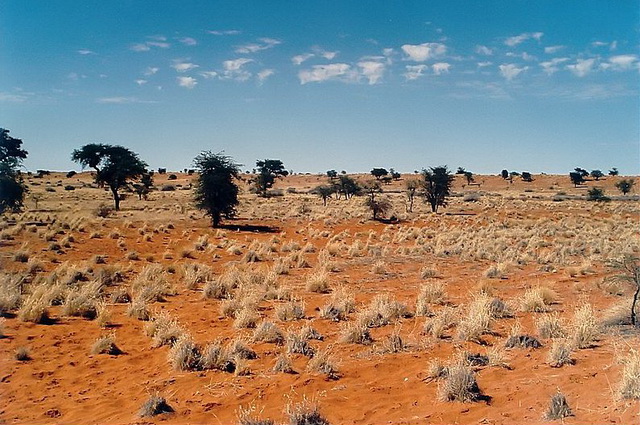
0;171;638;424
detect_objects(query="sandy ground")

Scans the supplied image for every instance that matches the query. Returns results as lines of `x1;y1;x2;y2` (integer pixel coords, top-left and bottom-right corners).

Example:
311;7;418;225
0;171;638;424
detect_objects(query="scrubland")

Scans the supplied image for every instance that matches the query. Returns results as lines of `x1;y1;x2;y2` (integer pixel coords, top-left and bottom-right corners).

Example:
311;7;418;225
0;171;638;424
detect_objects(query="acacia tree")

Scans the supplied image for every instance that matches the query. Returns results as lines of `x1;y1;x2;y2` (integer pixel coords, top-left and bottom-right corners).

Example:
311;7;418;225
370;168;388;180
71;144;147;211
0;128;28;214
362;180;390;220
615;179;635;195
314;185;334;206
193;152;241;227
590;170;604;181
422;166;455;213
405;179;419;212
254;159;287;197
569;171;585;187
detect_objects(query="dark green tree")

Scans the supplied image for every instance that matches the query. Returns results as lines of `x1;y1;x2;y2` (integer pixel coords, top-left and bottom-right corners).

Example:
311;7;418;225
326;170;338;180
254;159;287;197
0;128;28;214
574;167;589;178
71;144;147;211
587;187;610;202
134;171;154;200
608;168;619;176
335;175;361;199
569;172;585;187
521;172;533;182
422;166;455;213
501;169;509;180
464;171;474;185
456;167;466;175
314;185;335;206
590;170;604;181
370;168;388;180
193;152;241;227
362;181;390;220
615;179;635;195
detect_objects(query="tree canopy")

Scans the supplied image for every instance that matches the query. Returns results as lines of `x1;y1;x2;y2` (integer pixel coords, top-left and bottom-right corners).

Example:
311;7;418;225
370;168;388;180
193;152;241;227
71;143;147;210
254;159;288;197
0;128;28;214
422;166;454;213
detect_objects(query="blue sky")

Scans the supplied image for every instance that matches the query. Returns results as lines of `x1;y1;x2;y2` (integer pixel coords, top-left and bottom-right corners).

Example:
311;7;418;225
1;1;639;174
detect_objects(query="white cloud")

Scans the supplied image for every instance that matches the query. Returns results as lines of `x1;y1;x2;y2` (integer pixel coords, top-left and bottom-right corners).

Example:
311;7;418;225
358;61;385;84
144;67;159;76
130;43;150;52
432;62;451;75
477;61;493;68
77;49;96;55
177;76;197;89
566;58;596;77
179;37;197;46
171;61;199;72
146;41;170;49
475;45;493;56
544;45;565;54
403;64;428;80
148;35;167;41
298;63;357;84
96;97;156;104
505;32;543;47
207;29;241;36
235;38;281;54
540;57;569;75
0;92;28;102
317;49;338;60
499;63;528;80
257;69;275;83
608;54;638;70
199;71;218;79
292;53;314;65
592;40;617;50
401;42;446;61
222;58;254;81
135;79;147;85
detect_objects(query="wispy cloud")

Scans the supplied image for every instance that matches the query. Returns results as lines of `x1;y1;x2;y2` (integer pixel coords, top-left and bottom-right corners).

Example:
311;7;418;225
171;60;199;72
606;54;639;71
0;92;29;102
96;97;157;104
592;40;617;50
292;53;314;65
135;79;147;85
544;45;565;54
432;62;451;75
401;43;446;61
77;49;96;55
222;58;254;81
178;37;197;46
257;69;275;84
566;58;596;77
199;71;218;79
312;46;338;60
130;36;171;52
504;32;543;47
475;45;493;56
358;61;385;84
403;64;428;80
207;29;241;36
144;67;159;76
540;57;569;75
235;37;281;54
298;63;357;84
177;76;197;89
499;63;528;80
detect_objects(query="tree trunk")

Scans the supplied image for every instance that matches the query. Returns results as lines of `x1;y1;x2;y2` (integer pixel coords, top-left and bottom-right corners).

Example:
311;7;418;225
212;213;221;228
110;186;120;211
632;285;639;326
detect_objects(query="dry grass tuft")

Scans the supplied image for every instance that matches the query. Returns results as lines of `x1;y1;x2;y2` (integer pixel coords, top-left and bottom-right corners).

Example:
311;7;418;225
320;287;355;321
619;350;640;400
286;399;330;425
15;346;31;361
537;313;566;339
520;286;556;312
547;339;575;367
439;360;487;402
91;334;122;355
457;295;493;343
252;321;285;345
544;392;573;420
275;300;305;321
168;336;202;371
340;321;373;345
569;303;600;349
273;353;295;374
139;394;174;417
286;332;315;357
307;348;340;379
305;271;331;293
416;282;447;316
424;306;458;338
